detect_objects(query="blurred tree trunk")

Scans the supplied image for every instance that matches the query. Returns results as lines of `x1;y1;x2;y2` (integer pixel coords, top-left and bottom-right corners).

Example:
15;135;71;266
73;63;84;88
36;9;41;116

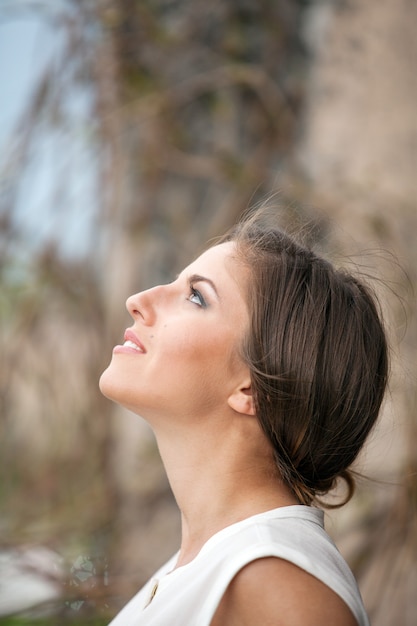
295;1;417;624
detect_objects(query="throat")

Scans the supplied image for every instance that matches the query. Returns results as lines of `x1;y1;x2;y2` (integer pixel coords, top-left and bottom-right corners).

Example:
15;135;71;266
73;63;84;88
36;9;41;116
175;484;298;569
153;416;298;570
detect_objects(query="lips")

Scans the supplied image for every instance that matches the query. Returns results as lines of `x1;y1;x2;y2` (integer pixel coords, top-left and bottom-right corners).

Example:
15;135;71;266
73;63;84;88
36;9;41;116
123;329;146;353
113;329;147;355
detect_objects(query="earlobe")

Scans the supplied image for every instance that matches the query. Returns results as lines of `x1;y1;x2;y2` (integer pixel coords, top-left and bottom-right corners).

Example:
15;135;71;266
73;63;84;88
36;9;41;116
227;383;256;417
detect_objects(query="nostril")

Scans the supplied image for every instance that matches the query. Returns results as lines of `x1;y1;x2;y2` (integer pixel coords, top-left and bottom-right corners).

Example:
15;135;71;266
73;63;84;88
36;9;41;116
126;294;141;318
126;291;154;324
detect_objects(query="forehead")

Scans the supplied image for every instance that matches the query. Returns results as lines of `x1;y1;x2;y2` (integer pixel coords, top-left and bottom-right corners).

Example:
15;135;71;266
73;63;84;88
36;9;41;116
186;242;249;297
188;242;240;276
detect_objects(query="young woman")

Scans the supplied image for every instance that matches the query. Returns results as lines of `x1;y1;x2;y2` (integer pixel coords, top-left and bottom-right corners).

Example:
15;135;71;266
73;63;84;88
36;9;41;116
100;211;388;626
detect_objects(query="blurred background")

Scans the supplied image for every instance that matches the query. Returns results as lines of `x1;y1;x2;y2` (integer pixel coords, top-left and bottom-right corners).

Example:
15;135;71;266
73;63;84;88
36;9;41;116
0;0;416;624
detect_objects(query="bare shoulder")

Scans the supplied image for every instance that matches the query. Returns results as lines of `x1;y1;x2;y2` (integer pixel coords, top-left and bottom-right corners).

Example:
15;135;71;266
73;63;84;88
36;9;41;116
211;557;358;626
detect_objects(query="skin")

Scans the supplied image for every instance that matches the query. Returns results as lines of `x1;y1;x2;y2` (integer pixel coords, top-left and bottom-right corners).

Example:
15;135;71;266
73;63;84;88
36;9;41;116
211;557;358;626
100;242;358;626
100;242;255;428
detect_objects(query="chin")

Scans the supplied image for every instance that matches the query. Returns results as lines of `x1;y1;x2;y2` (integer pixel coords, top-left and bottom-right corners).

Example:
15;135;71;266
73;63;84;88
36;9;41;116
99;365;118;401
99;366;141;416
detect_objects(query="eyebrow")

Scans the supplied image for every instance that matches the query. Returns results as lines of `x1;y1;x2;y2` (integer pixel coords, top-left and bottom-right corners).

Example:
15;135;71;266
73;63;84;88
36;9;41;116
188;273;219;298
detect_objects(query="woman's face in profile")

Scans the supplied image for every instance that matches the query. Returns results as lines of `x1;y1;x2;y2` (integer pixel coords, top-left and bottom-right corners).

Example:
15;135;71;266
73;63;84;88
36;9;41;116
99;242;251;424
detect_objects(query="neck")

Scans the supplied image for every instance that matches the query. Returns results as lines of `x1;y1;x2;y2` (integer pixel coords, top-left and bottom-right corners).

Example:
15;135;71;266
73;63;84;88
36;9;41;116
152;411;298;568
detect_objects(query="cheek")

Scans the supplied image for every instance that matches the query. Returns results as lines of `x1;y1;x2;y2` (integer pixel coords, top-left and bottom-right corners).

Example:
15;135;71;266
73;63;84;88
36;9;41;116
171;327;227;363
176;329;241;385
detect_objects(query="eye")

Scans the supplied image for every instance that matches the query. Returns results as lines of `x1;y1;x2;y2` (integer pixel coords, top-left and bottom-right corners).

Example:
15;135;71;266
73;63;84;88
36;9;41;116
189;286;206;308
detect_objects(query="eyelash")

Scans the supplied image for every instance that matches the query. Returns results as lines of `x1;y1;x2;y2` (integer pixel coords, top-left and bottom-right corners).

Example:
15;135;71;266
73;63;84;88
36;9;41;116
189;286;207;308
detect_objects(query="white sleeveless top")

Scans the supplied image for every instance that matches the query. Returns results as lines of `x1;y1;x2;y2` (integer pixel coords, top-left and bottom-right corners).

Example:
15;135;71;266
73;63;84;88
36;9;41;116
108;506;369;626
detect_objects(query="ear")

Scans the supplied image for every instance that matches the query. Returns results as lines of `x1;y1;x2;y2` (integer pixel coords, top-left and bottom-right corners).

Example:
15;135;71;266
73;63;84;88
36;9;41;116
227;380;256;416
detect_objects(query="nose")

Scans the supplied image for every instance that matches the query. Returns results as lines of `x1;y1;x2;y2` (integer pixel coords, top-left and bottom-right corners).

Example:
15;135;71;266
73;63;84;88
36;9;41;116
126;285;165;325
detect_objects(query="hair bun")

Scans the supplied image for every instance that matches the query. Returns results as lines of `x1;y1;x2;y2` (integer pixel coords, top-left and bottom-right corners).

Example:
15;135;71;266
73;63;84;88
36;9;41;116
231;213;388;509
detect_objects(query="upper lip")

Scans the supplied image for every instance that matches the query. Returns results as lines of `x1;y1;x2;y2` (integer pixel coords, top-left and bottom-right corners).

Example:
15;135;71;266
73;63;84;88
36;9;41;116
124;329;147;353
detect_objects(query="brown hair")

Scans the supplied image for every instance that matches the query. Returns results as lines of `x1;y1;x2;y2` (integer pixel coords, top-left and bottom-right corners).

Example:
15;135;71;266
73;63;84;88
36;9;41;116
225;212;389;507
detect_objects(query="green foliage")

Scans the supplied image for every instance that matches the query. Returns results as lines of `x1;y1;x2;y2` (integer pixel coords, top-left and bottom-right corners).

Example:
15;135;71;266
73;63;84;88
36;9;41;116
0;617;109;626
